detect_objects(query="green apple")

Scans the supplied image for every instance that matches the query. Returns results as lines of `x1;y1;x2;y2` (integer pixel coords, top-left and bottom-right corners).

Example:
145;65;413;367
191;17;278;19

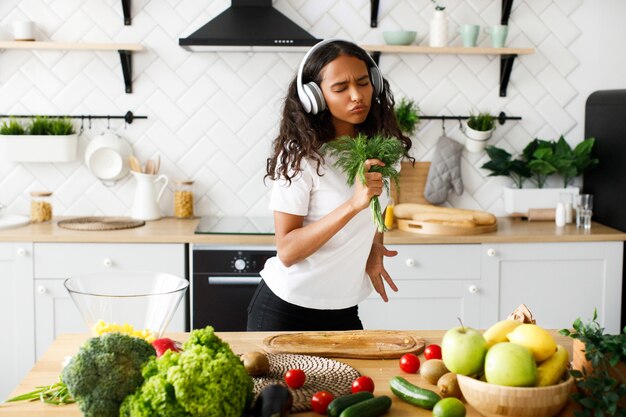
441;326;488;376
484;342;537;387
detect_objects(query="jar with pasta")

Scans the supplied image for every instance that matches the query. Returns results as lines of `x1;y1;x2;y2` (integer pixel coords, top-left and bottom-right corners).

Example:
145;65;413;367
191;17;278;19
173;180;194;218
30;191;53;223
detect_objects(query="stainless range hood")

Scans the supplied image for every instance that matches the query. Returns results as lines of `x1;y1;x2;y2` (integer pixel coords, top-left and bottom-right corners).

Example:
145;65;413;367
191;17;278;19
179;0;321;52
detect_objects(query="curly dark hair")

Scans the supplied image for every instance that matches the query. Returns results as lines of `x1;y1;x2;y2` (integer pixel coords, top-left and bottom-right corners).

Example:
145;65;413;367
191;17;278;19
265;40;413;183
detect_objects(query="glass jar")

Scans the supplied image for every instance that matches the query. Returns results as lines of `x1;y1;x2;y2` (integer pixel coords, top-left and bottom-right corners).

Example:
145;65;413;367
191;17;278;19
173;180;194;218
30;191;53;223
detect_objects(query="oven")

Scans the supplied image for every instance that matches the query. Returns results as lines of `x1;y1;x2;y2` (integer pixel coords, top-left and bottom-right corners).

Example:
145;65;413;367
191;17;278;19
191;244;276;331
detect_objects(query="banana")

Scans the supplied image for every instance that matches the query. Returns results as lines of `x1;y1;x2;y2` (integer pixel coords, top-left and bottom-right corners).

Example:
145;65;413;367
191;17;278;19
483;319;523;348
535;345;569;386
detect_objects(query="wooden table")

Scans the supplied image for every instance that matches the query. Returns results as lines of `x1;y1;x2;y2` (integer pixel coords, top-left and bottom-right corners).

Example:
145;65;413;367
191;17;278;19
0;331;580;416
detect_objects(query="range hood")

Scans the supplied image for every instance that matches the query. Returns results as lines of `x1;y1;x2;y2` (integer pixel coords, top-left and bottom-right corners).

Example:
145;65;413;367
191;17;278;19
179;0;321;52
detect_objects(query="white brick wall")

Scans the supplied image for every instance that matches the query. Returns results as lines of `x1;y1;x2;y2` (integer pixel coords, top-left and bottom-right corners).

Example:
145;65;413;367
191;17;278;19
0;1;623;217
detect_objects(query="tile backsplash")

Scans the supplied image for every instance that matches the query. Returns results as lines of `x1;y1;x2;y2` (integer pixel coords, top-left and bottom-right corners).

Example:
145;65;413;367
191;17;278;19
0;0;614;218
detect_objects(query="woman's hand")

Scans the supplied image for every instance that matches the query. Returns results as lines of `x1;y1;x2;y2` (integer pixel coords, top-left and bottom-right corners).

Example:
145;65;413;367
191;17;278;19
366;241;398;302
350;159;385;211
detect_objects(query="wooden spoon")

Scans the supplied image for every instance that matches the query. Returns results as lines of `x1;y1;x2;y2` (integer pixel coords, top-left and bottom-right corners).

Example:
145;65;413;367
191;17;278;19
129;156;142;173
145;159;155;175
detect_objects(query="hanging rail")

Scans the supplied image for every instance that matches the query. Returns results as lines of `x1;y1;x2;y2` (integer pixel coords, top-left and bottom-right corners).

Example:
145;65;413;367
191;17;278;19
419;112;521;125
0;111;147;124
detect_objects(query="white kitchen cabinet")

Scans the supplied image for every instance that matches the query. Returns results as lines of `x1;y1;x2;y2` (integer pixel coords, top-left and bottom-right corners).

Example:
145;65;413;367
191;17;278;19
359;244;484;330
33;243;188;359
0;243;34;401
481;242;623;334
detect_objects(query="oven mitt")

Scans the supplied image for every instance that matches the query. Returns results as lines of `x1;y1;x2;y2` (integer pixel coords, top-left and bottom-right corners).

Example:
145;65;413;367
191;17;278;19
424;135;464;204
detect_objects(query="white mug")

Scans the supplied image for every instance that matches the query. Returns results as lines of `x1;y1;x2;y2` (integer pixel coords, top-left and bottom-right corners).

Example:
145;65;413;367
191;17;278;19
10;21;36;41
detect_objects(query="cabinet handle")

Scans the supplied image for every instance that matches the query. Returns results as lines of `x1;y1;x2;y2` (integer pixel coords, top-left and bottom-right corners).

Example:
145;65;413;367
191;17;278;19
17;247;27;256
468;285;478;294
486;248;497;257
103;258;113;267
37;285;47;294
405;258;415;267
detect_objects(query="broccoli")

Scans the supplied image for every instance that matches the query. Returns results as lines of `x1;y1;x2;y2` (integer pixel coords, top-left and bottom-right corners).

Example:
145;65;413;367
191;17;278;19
61;332;156;417
120;326;253;417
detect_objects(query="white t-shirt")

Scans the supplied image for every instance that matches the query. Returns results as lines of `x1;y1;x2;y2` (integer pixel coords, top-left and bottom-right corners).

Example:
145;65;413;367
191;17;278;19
260;154;391;310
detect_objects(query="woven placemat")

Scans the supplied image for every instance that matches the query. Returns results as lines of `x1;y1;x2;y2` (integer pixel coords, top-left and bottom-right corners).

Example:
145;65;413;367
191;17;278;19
252;353;360;413
57;217;145;231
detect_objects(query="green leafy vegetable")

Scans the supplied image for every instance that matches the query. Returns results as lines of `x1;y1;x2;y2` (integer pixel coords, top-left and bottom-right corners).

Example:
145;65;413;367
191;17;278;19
61;332;156;417
324;133;405;232
3;378;75;405
120;326;253;417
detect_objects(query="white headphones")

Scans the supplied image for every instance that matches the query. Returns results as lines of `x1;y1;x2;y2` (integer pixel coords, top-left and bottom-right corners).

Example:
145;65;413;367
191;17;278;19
296;39;384;115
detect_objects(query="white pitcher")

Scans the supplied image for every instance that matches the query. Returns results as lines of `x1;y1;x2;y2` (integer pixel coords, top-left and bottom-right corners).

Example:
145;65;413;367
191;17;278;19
131;172;168;221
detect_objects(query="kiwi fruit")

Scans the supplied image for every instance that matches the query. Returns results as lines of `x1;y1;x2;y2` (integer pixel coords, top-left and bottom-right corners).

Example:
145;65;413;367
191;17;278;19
241;351;270;376
437;372;463;399
420;359;449;385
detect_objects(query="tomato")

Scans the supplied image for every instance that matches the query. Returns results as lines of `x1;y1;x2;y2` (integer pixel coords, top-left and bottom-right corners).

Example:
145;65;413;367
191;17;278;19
284;369;306;388
351;375;375;393
424;344;442;360
399;353;421;373
311;391;335;414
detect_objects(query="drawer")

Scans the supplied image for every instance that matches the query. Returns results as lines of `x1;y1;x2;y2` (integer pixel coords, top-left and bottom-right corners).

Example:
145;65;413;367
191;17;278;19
34;243;185;279
386;244;481;280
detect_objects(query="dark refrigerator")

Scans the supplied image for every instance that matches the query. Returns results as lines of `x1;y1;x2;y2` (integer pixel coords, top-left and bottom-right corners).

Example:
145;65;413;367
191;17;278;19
584;89;626;329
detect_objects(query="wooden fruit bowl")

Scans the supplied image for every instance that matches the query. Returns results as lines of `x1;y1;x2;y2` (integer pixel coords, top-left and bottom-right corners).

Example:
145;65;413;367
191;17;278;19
457;374;574;417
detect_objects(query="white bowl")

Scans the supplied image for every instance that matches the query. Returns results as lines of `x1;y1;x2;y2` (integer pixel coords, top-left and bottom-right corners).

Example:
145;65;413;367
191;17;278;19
85;131;133;184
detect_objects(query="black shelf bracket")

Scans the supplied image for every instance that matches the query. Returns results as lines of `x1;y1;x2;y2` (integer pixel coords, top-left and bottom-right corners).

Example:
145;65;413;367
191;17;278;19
500;54;517;97
501;0;514;25
122;0;131;25
371;0;380;27
118;50;133;94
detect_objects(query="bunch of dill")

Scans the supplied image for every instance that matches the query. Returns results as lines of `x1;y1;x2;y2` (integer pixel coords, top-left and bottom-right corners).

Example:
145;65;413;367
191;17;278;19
324;133;405;232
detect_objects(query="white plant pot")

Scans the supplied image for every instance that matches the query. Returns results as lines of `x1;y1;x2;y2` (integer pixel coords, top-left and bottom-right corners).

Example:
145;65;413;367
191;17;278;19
503;185;580;215
462;120;493;152
1;134;78;162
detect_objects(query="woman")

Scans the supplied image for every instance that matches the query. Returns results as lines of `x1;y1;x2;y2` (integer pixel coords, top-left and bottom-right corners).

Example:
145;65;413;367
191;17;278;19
247;39;412;331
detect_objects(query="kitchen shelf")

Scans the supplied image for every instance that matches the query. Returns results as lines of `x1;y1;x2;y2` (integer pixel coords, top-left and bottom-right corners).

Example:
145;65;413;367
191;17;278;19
361;45;534;97
0;41;144;94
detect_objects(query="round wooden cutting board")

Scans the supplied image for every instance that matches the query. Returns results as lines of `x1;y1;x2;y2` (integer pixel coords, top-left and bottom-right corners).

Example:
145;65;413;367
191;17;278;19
263;330;425;359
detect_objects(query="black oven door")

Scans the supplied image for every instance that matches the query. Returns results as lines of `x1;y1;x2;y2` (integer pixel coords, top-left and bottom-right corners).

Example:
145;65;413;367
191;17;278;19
192;275;260;331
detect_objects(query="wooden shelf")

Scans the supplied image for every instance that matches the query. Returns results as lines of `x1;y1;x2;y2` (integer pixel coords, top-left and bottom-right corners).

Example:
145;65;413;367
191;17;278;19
360;44;534;97
0;41;144;93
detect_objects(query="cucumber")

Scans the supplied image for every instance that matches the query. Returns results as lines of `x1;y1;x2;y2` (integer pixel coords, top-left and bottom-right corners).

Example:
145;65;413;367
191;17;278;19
339;395;391;417
389;376;441;410
327;391;374;417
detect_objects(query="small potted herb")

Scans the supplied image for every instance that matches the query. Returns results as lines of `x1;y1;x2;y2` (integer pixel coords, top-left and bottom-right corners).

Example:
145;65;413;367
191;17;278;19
394;98;420;136
559;310;626;416
463;112;495;152
0;117;78;162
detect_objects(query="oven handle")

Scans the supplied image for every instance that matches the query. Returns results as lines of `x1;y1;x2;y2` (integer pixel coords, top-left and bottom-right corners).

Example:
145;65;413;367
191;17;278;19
207;277;261;285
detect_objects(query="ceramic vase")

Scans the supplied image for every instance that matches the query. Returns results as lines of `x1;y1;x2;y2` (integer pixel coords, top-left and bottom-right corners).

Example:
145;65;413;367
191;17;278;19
429;10;448;47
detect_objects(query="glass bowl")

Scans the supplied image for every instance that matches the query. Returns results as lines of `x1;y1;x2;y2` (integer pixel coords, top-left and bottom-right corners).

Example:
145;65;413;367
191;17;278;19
64;271;188;340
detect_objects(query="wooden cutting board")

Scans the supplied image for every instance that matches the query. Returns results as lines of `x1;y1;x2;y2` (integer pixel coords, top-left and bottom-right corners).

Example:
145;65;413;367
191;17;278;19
390;161;430;204
263;330;425;359
397;218;497;235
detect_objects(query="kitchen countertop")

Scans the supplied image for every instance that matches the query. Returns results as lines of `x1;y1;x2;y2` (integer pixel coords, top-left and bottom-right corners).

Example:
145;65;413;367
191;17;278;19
0;216;624;244
0;331;581;417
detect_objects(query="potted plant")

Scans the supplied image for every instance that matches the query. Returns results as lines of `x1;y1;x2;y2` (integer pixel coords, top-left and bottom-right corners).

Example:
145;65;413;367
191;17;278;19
394;98;420;136
559;310;626;416
463;112;495;152
0;117;78;162
482;136;598;215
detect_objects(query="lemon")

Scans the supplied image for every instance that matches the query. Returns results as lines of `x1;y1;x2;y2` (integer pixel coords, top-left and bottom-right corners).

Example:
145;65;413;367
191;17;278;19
507;324;557;362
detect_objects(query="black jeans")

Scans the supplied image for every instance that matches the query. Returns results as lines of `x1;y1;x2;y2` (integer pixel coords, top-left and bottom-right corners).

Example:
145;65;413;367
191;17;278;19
246;279;364;331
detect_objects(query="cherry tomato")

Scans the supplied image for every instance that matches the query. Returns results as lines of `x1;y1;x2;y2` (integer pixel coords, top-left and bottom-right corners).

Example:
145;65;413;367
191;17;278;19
311;391;335;414
424;344;442;360
399;353;421;373
351;375;375;393
284;369;306;388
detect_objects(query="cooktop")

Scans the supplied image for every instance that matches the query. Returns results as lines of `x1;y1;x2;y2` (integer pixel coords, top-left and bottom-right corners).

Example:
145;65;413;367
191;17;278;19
194;216;275;235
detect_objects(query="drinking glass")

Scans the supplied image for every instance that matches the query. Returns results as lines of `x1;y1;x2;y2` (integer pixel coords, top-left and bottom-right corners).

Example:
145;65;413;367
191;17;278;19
575;194;593;229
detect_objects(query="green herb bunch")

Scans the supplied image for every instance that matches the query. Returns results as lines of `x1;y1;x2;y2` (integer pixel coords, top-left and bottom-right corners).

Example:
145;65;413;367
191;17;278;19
0;118;26;135
560;310;626;417
394;98;420;136
467;112;495;132
324;133;405;232
3;378;75;405
0;117;75;136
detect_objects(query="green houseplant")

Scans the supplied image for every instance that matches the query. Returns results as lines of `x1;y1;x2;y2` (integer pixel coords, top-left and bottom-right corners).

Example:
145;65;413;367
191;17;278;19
560;310;626;417
463;112;495;152
394;98;420;136
0;117;78;163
